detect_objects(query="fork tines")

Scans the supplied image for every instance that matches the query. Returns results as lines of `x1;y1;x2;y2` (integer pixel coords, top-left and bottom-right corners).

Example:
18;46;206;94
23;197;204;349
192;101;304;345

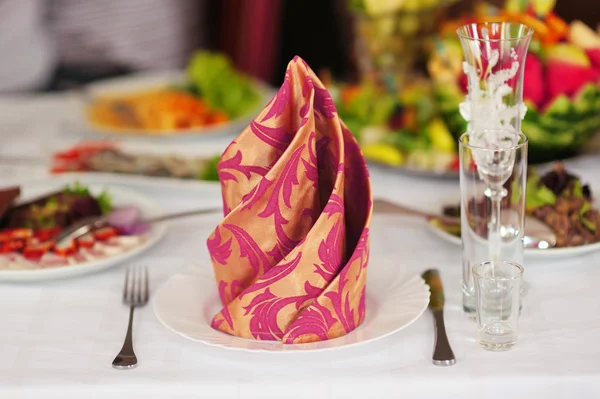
123;266;149;306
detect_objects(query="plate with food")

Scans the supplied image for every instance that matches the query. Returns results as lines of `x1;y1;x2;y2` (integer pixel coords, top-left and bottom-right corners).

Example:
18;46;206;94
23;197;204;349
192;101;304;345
0;176;167;282
427;163;600;258
65;51;274;139
50;140;221;183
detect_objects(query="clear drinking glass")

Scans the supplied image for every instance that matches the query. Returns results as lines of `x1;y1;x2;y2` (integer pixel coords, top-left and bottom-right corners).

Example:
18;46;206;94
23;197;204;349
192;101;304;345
459;129;527;316
473;260;523;351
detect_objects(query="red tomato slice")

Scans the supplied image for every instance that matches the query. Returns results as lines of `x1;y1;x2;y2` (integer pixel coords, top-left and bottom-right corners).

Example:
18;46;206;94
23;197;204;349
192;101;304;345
34;228;61;242
94;227;117;241
54;240;78;257
1;240;24;253
77;234;96;248
23;241;55;259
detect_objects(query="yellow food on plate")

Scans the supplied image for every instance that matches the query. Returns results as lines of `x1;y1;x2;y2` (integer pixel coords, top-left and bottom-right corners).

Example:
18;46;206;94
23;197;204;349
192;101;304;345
361;142;405;166
87;89;230;134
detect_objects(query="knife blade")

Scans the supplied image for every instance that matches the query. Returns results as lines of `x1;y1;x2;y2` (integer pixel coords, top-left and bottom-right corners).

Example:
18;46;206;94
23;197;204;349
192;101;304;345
422;269;456;366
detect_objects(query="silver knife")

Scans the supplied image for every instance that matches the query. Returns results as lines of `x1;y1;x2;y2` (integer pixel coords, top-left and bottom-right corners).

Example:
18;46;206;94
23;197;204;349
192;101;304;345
422;269;456;366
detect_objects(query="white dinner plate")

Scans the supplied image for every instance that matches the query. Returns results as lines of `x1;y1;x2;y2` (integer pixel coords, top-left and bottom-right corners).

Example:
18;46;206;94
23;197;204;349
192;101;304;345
63;71;275;141
0;174;167;282
153;261;430;353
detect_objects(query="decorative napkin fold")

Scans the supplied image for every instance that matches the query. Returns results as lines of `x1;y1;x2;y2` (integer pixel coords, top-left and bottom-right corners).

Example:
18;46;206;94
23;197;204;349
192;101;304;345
206;56;372;344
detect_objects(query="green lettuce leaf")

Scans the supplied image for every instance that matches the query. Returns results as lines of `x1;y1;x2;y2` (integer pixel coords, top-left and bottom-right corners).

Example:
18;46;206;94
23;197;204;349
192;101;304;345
579;201;596;232
186;51;261;118
526;174;557;210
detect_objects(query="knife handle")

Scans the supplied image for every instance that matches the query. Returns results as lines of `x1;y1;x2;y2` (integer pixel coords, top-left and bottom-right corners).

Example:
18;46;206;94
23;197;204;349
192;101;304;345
432;309;456;366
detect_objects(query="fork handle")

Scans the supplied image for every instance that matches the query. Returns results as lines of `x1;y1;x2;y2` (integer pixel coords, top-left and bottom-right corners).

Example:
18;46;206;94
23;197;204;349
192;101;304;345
112;306;138;369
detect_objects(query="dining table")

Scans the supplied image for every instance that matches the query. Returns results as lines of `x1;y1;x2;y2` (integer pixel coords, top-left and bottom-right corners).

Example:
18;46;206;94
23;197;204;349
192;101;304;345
1;93;600;399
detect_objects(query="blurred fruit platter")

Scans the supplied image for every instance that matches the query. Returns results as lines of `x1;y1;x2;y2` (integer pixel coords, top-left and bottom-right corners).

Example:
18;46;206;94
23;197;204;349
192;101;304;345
335;0;600;176
84;51;264;136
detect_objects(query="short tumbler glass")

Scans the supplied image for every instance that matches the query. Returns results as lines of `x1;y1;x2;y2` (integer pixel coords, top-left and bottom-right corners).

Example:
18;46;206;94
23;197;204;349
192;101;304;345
473;260;524;351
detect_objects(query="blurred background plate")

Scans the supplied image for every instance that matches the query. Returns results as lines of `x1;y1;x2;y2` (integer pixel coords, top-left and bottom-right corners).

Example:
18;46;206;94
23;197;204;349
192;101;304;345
63;71;275;141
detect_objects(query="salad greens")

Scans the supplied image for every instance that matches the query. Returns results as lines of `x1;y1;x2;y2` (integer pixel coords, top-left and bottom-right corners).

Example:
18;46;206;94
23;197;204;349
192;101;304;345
186;51;261;118
337;83;396;141
3;182;112;230
66;182;113;214
525;173;557;211
197;155;221;182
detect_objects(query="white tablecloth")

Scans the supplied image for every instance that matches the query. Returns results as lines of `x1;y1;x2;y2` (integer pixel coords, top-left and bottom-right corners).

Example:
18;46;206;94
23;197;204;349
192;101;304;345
1;96;600;399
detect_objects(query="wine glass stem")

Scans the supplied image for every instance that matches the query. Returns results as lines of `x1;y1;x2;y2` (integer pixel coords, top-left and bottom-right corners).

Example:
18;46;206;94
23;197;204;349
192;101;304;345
487;187;504;261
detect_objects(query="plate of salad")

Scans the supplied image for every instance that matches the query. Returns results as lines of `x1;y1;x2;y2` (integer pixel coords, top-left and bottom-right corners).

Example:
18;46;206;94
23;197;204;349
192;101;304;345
65;51;274;139
427;163;600;259
0;176;167;282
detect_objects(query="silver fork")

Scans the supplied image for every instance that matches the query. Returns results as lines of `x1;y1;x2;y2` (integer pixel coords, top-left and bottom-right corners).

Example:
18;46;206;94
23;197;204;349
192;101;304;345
112;267;149;369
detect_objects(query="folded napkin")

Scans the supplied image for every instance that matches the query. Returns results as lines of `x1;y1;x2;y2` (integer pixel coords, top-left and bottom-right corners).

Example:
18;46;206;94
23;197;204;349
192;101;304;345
206;56;372;344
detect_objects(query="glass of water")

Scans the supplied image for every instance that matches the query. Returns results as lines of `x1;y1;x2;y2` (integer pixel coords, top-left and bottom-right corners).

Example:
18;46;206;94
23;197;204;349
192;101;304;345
459;130;527;317
473;260;524;351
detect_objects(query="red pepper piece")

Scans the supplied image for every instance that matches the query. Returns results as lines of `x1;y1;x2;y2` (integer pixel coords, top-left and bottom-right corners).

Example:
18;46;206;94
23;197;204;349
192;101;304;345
77;234;96;248
53;240;78;257
23;240;55;259
94;227;117;241
8;228;33;240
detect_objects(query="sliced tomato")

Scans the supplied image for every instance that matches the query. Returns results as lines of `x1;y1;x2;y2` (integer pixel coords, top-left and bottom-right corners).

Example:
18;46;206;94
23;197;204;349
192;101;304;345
52;148;80;161
94;226;117;241
54;240;78;257
77;234;96;248
23;240;55;259
34;227;61;242
0;232;11;242
0;239;24;253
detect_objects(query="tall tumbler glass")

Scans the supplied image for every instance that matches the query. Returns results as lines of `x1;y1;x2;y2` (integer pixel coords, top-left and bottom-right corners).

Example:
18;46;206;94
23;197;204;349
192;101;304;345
459;130;527;316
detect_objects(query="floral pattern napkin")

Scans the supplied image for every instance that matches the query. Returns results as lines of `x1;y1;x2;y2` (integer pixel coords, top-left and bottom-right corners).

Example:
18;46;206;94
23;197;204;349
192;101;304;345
207;56;372;344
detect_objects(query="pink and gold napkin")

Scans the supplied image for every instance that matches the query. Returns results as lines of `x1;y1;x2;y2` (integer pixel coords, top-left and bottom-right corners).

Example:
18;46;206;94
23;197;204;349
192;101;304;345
206;56;372;344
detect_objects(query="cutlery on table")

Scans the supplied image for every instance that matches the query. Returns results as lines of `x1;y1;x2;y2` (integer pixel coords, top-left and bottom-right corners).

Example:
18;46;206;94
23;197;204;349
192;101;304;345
112;266;149;369
373;198;557;249
422;269;456;366
56;207;222;245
